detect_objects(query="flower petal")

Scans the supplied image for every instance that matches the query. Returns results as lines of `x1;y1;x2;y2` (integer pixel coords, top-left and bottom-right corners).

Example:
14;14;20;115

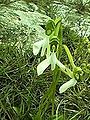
41;38;49;57
33;40;43;55
41;44;47;56
59;78;77;93
37;57;50;76
50;52;57;70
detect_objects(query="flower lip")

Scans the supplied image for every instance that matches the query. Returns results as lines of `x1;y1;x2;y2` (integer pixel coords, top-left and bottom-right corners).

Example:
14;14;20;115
59;78;77;93
37;52;57;76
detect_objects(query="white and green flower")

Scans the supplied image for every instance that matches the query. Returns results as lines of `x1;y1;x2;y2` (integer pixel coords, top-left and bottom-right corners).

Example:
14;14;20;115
37;52;73;77
37;52;57;76
59;78;77;93
36;51;77;93
33;27;82;94
33;37;50;57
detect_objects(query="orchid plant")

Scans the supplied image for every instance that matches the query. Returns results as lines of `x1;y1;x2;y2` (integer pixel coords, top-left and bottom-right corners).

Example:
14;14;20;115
33;18;83;93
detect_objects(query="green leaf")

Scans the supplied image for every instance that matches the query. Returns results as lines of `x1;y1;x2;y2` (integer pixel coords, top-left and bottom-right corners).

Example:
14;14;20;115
54;17;61;25
59;78;77;93
63;45;75;69
13;106;19;115
45;19;55;36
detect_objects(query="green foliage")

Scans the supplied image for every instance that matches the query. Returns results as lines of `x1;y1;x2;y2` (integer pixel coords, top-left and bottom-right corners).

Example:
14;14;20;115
0;41;33;120
0;1;50;120
33;17;85;119
0;0;90;120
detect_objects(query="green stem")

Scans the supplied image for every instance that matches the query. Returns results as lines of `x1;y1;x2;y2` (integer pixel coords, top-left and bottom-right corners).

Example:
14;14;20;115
35;19;62;120
51;21;62;116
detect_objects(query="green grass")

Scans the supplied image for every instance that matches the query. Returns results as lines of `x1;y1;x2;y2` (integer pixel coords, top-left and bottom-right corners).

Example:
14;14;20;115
0;0;90;120
0;28;90;120
0;40;53;120
0;41;37;120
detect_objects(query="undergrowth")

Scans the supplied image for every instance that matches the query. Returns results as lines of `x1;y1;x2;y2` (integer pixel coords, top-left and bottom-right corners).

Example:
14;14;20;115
0;0;90;120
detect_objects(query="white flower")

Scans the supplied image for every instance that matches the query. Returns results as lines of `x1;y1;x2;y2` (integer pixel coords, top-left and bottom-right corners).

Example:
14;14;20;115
59;78;77;93
37;51;76;93
33;40;77;93
37;52;57;76
37;52;73;78
33;37;50;57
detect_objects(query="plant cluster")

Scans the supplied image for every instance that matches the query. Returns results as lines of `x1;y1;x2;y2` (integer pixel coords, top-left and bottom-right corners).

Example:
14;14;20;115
0;0;90;120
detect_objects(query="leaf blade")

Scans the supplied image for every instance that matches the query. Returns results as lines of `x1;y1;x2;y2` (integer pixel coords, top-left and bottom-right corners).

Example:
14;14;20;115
63;45;75;69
